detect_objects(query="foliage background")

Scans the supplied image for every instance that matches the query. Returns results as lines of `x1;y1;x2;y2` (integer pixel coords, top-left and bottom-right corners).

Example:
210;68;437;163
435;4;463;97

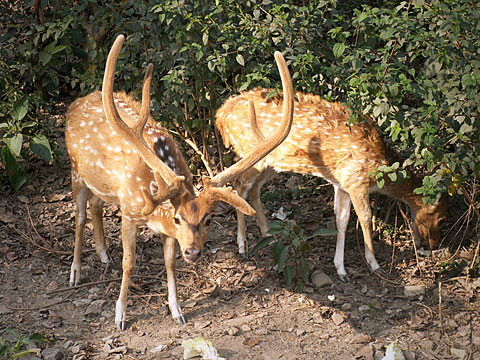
0;0;478;216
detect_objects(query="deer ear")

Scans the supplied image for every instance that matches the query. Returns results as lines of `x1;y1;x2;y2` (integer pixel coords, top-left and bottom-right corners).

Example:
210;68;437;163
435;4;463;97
149;180;159;194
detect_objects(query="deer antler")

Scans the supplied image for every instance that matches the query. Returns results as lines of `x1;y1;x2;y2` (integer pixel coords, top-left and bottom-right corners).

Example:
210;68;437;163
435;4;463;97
210;51;294;187
248;99;265;143
102;35;185;212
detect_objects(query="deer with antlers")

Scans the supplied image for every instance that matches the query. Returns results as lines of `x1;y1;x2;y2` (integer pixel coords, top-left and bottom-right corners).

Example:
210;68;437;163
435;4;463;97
216;91;447;281
65;35;293;330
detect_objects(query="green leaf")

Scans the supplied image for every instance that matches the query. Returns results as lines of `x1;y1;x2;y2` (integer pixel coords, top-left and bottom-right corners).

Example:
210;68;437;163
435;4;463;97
388;172;397;182
39;51;52;66
268;221;283;235
298;258;310;283
283;265;294;286
277;245;289;272
11;97;28;122
377;177;385;189
272;240;284;264
4;134;23;157
30;135;52;161
312;228;337;237
236;54;245;66
1;147;27;191
333;43;346;58
250;236;275;255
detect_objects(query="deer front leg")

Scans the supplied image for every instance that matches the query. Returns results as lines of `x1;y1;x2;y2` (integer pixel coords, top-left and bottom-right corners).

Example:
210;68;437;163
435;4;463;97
115;217;137;331
163;235;186;325
349;190;383;275
89;196;109;264
70;180;90;286
333;186;352;282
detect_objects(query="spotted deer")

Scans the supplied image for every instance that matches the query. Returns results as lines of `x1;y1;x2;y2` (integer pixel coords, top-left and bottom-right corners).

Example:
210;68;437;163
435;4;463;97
216;90;447;281
65;35;294;330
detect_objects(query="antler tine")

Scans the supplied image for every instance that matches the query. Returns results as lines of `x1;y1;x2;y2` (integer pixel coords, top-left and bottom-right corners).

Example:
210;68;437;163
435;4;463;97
210;51;294;187
102;35;185;190
249;99;265;142
133;63;153;138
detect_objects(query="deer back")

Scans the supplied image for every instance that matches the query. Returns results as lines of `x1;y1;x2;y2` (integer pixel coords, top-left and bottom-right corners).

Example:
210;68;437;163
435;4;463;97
217;89;391;190
65;90;193;221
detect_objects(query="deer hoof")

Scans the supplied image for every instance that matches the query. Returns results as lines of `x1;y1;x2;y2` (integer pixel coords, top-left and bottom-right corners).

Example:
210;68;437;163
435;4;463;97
338;274;350;283
374;267;387;277
174;315;187;326
115;319;126;331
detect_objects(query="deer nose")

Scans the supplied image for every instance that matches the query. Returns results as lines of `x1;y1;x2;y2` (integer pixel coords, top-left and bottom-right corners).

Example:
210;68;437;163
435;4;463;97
183;247;201;263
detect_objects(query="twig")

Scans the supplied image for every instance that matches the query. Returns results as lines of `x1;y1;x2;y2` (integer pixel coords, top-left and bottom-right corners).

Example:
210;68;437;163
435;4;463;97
438;281;446;336
355;221;401;285
397;203;423;278
46;272;166;294
170;123;214;178
12;226;71;255
26;203;50;247
3;292;72;312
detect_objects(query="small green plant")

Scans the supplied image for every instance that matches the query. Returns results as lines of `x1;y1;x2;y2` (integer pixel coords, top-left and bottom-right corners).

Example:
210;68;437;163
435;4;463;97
251;220;337;292
0;96;53;191
0;329;50;359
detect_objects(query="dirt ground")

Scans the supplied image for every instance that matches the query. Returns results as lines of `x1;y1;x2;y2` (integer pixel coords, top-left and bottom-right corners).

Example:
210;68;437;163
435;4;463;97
1;118;479;360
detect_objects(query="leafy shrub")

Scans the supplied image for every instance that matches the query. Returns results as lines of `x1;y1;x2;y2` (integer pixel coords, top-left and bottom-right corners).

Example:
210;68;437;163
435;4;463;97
0;329;50;359
251;220;337;291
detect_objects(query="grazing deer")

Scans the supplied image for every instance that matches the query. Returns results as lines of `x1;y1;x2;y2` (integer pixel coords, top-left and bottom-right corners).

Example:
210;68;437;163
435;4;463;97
65;35;294;330
216;91;447;281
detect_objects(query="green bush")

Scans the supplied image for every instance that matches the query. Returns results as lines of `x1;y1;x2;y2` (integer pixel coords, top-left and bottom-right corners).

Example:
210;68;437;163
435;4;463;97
1;0;479;206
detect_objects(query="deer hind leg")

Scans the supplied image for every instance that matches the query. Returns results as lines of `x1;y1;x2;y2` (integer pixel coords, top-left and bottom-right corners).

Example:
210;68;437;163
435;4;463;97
348;189;382;274
89;195;109;264
115;217;137;330
234;168;269;256
333;185;352;282
70;174;90;286
162;235;185;325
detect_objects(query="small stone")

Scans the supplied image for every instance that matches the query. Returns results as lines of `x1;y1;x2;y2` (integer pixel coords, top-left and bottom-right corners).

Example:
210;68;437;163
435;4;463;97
69;345;80;354
331;312;344;325
194;320;211;329
85;300;106;315
108;346;127;354
350;333;372;344
296;329;306;336
361;284;368;294
359;305;371;312
404;350;417;360
227;327;239;336
46;280;59;291
41;348;64;360
472;335;480;346
241;324;252;332
0;305;12;315
356;345;374;360
311;271;333;288
450;348;467;359
404;285;425;297
341;303;352;311
216;276;227;286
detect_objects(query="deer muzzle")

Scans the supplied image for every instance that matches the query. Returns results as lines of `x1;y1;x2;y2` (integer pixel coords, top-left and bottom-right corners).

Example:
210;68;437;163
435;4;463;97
182;246;201;264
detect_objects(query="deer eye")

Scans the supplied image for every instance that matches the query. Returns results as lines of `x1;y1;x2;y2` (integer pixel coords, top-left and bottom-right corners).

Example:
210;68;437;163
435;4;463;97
174;216;181;225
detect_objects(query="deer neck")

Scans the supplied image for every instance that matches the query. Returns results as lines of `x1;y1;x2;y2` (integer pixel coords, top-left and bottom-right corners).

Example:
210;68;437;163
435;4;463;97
383;174;425;212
